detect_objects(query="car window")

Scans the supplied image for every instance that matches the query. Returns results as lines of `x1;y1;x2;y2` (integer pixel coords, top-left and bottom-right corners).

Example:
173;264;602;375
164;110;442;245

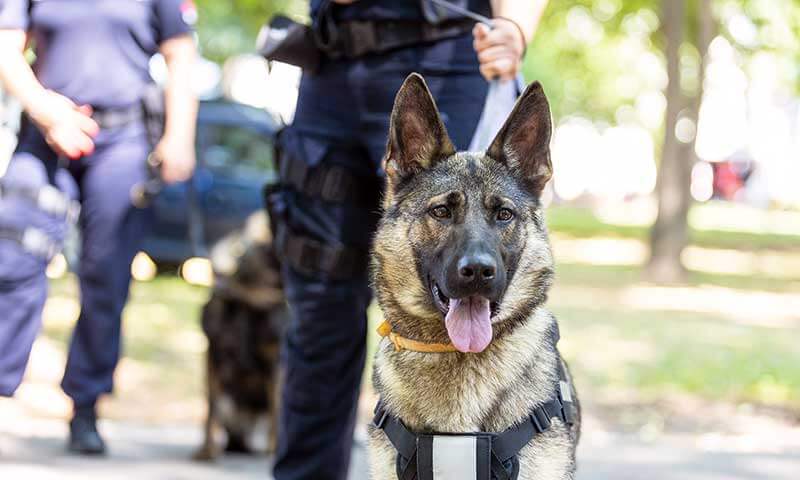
202;124;274;178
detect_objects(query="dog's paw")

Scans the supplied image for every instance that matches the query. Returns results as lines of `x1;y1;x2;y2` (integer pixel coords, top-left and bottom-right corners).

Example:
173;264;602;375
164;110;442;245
192;446;219;462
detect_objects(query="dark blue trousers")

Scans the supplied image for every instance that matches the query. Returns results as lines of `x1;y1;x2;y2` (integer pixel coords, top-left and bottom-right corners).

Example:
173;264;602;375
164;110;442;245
272;33;488;480
0;123;150;406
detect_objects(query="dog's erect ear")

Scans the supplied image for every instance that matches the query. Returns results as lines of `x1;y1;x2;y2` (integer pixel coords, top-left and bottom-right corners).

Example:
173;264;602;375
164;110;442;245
385;73;455;180
486;81;553;196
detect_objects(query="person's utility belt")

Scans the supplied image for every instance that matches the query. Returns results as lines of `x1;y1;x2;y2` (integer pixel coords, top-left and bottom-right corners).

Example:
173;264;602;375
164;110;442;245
91;104;145;130
259;15;475;72
0;182;76;260
91;86;164;149
0;225;59;260
0;182;79;223
374;370;577;480
317;18;475;59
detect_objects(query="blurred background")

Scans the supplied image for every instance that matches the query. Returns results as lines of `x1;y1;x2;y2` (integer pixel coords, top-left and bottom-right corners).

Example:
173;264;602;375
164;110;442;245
1;0;798;479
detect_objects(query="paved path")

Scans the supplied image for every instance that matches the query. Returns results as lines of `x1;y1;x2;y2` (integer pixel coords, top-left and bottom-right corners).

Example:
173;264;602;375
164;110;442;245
2;417;799;479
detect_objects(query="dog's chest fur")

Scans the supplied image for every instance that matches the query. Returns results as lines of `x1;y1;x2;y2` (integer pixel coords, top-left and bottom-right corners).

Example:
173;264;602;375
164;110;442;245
369;309;577;480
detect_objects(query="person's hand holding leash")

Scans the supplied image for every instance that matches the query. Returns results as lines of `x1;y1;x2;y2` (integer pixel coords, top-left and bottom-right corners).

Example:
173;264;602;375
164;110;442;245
473;0;549;81
473;18;526;81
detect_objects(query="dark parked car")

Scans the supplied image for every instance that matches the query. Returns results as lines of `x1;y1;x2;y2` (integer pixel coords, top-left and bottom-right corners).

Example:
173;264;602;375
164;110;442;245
141;100;281;264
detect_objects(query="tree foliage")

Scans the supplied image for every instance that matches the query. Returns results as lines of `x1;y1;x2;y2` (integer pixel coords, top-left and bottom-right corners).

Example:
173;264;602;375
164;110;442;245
193;0;305;63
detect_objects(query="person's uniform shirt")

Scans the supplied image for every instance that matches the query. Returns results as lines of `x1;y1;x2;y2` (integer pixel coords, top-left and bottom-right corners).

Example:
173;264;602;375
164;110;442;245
0;0;196;108
0;0;194;407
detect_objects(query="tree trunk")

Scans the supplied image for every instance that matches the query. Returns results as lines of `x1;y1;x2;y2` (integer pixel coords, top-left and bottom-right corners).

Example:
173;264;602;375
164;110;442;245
646;0;703;283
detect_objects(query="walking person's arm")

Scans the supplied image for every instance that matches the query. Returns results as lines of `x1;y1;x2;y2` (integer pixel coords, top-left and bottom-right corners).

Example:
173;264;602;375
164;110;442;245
474;0;549;80
0;29;98;159
154;34;198;184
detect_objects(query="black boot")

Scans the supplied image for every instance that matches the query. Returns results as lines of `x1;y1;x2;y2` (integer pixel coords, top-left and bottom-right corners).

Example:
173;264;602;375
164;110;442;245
68;405;106;455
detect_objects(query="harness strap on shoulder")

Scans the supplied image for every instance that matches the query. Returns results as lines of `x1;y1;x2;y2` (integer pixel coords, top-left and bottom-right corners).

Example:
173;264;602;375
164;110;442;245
373;402;417;460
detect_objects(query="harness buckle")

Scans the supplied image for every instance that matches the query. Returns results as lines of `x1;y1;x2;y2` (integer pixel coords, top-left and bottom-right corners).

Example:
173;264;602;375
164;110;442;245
373;408;389;429
558;380;576;424
530;409;551;433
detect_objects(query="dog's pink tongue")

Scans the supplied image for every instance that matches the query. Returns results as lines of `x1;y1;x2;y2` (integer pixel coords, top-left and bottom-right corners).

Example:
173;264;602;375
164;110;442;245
444;296;492;353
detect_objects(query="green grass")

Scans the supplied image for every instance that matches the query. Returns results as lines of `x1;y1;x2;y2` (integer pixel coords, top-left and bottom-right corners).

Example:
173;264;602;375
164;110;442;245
553;304;800;409
554;262;800;293
44;275;209;412
546;205;800;251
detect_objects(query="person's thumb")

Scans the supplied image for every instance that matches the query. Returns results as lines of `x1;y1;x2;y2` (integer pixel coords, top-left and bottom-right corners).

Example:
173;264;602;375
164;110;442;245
473;22;489;40
76;104;93;116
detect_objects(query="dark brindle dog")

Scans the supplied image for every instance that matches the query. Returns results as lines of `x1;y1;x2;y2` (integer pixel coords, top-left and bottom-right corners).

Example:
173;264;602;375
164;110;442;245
369;75;581;480
193;212;288;460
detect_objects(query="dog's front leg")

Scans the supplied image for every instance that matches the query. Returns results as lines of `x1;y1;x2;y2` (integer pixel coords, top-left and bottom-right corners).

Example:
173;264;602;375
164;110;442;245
193;354;223;461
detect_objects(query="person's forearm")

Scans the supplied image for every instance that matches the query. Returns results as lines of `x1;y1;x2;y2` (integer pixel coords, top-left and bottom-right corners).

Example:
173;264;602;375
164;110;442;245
161;36;198;145
0;30;48;115
491;0;549;44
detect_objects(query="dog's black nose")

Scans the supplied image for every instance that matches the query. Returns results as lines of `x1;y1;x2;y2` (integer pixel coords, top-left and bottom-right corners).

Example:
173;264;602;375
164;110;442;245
458;255;496;281
450;253;499;296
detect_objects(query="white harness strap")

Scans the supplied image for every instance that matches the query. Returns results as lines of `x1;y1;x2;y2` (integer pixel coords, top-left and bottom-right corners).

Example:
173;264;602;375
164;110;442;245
432;436;478;480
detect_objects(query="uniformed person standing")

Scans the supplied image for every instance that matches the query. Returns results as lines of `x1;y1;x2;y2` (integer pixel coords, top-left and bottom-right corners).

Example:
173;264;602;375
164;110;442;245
0;0;198;454
267;1;548;478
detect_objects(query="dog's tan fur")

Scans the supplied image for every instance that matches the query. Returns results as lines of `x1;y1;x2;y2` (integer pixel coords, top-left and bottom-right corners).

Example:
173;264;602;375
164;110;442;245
368;74;580;479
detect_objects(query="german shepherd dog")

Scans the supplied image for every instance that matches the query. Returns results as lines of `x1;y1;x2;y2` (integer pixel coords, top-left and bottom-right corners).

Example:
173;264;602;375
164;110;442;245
368;75;581;479
193;212;289;460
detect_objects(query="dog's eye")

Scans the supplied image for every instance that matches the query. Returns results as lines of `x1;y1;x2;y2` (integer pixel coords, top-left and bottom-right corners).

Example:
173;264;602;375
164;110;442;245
430;205;451;219
497;208;515;222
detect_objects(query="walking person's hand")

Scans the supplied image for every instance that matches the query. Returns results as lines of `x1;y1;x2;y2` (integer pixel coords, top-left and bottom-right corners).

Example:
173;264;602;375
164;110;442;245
27;89;99;159
472;18;527;81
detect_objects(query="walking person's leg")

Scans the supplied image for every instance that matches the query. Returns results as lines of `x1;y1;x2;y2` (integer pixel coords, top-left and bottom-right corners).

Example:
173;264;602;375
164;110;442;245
0;143;75;397
60;132;150;454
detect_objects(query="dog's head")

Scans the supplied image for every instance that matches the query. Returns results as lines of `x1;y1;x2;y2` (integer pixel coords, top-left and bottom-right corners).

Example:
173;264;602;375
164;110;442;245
372;73;554;353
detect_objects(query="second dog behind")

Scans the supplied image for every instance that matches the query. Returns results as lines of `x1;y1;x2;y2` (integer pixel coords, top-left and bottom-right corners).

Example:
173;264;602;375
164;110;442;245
193;211;288;461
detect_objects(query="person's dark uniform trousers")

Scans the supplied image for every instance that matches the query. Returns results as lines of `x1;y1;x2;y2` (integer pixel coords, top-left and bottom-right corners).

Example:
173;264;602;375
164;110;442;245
0;0;197;454
268;1;544;479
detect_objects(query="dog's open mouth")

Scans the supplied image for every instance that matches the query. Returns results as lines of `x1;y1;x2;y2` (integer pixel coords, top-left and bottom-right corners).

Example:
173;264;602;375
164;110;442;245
431;281;499;317
430;280;498;353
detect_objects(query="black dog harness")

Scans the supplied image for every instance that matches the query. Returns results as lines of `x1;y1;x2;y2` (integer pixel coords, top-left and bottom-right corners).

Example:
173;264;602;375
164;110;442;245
373;373;577;480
